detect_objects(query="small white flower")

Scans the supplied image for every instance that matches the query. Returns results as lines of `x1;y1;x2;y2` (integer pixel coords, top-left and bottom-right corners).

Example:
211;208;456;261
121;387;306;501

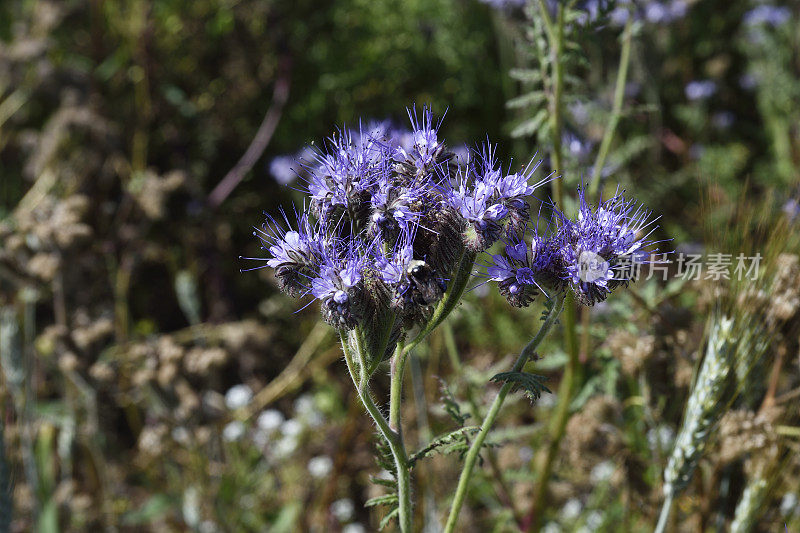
585;510;603;530
780;492;798;517
273;434;298;459
542;523;561;533
561;498;582;521
590;461;615;483
224;384;253;410
253;429;271;448
172;426;191;445
647;425;675;449
308;456;334;479
342;524;366;533
331;498;355;523
294;394;315;415
295;394;324;427
257;409;285;433
281;418;303;438
222;421;245;442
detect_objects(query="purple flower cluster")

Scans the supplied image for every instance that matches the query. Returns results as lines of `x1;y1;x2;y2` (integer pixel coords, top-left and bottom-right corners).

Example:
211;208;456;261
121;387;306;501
444;146;547;252
607;0;687;26
250;106;660;331
486;187;659;307
743;5;791;27
250;107;547;330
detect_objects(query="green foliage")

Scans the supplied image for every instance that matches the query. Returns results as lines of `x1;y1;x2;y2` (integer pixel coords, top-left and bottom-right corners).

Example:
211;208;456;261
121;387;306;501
490;371;551;402
366;434;401;529
1;0;799;531
438;378;471;427
409;426;481;467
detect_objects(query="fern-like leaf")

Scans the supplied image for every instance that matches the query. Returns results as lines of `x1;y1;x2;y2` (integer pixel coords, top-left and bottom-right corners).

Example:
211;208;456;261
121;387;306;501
379;508;399;530
490;371;551;402
438;378;470;426
409;426;481;468
365;494;399;508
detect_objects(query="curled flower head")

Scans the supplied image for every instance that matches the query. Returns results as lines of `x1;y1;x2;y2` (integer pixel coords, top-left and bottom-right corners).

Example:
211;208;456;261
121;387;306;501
485;225;565;308
483;187;660;307
251;210;326;297
305;126;384;221
558;187;659;306
376;227;446;319
444;145;546;252
310;243;368;329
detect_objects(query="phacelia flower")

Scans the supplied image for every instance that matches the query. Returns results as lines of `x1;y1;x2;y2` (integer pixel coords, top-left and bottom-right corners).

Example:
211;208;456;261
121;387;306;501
368;167;425;241
557;187;659;305
310;244;368;329
743;5;791;27
250;107;469;330
393;106;453;183
684;80;717;101
485;223;565;307
444;144;547;251
376;227;446;317
248;105;662;334
484;188;660;307
250;211;327;297
304;126;384;222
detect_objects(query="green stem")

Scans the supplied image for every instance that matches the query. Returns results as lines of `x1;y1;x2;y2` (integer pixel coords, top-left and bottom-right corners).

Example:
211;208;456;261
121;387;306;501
341;332;413;532
443;323;525;526
576;17;636;476
550;4;565;210
389;340;408;435
388;339;412;532
536;0;555;45
588;17;634;200
525;304;580;530
444;295;564;533
522;8;580;528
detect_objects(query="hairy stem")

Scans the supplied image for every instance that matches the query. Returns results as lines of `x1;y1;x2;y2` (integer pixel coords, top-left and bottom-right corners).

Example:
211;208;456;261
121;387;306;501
444;295;564;532
522;7;581;530
341;332;413;532
550;4;565;209
390;340;408;435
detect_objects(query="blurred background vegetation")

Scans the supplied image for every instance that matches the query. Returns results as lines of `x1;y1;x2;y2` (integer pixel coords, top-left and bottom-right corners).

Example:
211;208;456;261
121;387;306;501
0;0;798;531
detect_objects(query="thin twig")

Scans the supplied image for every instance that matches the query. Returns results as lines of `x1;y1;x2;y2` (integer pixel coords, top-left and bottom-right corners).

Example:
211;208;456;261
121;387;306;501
208;58;291;208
